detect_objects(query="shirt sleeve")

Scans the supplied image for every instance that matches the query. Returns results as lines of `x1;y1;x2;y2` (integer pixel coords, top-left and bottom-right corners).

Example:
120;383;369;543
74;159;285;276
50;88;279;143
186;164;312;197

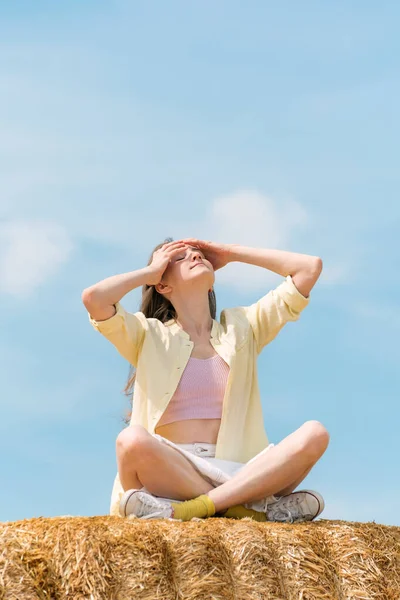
241;275;310;354
88;301;147;367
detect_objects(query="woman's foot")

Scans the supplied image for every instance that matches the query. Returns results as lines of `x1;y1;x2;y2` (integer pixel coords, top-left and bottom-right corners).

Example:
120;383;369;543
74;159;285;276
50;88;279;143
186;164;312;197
266;490;325;523
119;489;216;521
119;489;178;520
119;488;325;524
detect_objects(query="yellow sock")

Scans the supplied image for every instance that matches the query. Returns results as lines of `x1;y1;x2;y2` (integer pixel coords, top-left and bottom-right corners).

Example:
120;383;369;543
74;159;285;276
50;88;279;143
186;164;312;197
171;494;216;521
220;504;267;522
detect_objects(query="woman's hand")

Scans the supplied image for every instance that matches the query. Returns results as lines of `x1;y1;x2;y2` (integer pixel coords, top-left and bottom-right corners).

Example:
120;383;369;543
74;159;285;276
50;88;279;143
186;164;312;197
147;241;188;285
176;238;234;272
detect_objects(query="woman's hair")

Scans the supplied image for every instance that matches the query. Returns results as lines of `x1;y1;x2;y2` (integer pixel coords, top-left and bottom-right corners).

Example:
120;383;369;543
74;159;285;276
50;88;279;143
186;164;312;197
121;237;217;425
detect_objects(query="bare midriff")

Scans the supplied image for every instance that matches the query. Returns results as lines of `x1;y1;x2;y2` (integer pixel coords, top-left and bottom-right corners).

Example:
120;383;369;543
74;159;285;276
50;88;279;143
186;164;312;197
155;418;221;444
154;334;223;445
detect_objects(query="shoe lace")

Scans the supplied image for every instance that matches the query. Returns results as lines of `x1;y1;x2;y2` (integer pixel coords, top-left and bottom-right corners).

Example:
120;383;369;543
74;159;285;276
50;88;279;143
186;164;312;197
269;506;295;524
267;495;313;523
138;494;173;520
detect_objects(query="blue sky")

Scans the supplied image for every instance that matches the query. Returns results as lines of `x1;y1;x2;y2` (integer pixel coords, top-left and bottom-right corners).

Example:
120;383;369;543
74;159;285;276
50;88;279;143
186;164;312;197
1;1;399;526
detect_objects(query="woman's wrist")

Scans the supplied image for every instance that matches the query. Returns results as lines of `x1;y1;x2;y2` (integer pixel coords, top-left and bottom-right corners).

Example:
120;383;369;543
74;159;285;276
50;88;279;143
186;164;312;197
226;244;243;262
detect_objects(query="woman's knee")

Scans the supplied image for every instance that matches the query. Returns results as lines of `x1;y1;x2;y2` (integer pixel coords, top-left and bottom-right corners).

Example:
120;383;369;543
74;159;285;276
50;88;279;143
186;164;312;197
299;420;330;458
116;425;154;458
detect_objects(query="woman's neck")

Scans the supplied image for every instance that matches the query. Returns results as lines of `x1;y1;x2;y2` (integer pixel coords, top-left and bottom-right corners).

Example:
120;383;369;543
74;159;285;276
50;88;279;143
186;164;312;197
175;316;213;338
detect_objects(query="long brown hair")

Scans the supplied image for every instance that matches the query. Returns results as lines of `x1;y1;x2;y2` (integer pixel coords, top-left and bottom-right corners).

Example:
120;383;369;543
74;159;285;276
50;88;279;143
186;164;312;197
121;237;217;425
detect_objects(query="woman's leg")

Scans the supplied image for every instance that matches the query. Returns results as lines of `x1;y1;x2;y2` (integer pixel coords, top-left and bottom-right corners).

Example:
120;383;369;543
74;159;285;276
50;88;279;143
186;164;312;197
116;425;215;501
207;420;330;513
274;463;315;497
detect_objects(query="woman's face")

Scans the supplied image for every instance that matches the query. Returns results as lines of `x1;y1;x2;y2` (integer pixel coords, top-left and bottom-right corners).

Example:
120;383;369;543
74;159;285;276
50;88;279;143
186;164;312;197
163;245;214;290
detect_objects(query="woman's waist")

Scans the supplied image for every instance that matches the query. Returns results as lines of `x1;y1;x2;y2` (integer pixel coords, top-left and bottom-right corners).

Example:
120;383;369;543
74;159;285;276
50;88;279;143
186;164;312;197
154;417;221;445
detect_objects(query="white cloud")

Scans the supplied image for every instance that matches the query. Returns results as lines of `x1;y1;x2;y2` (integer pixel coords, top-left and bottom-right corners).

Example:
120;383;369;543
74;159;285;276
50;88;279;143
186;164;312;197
210;190;308;247
182;189;309;291
206;190;354;290
0;219;74;296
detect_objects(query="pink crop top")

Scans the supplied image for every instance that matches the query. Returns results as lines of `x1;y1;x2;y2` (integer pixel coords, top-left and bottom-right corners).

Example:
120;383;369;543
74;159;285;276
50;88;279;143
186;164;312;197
156;354;230;427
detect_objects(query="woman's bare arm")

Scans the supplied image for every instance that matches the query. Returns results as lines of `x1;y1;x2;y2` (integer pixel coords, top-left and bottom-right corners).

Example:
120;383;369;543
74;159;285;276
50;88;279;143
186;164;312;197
229;245;323;297
82;266;155;321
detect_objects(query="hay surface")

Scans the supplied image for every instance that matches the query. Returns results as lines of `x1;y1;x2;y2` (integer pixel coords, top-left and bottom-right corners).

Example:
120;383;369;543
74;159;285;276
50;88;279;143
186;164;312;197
0;515;399;599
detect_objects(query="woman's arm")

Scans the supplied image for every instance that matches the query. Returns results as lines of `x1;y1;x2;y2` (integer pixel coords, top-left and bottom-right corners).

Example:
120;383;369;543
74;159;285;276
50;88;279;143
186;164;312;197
82;266;155;321
229;246;323;298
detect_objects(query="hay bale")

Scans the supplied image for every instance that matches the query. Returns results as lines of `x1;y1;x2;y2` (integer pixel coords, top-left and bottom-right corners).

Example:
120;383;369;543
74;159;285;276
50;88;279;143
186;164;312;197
0;515;399;599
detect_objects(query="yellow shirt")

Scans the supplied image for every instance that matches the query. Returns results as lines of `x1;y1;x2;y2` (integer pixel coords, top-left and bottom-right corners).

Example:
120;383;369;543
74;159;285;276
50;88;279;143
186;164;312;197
88;275;310;516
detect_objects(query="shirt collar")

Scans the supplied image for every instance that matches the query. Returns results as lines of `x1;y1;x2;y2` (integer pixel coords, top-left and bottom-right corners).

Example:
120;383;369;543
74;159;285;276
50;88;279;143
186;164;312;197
164;318;219;341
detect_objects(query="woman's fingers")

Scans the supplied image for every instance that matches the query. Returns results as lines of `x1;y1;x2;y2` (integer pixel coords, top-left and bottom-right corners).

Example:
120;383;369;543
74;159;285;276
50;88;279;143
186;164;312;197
178;237;203;248
163;241;187;252
163;241;186;248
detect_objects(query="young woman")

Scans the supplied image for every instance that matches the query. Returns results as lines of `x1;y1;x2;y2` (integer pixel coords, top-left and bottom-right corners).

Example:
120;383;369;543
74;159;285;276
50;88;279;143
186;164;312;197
82;238;329;522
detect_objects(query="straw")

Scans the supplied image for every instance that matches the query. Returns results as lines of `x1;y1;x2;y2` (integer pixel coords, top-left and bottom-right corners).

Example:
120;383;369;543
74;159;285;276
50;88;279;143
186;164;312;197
0;515;398;599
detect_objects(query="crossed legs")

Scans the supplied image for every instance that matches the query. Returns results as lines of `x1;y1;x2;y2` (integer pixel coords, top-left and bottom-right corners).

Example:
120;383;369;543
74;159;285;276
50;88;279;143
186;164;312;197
116;420;329;514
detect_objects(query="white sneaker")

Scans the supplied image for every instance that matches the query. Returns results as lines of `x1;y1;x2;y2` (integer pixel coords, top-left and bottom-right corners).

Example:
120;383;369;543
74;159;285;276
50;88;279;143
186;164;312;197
266;490;325;523
119;489;179;520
